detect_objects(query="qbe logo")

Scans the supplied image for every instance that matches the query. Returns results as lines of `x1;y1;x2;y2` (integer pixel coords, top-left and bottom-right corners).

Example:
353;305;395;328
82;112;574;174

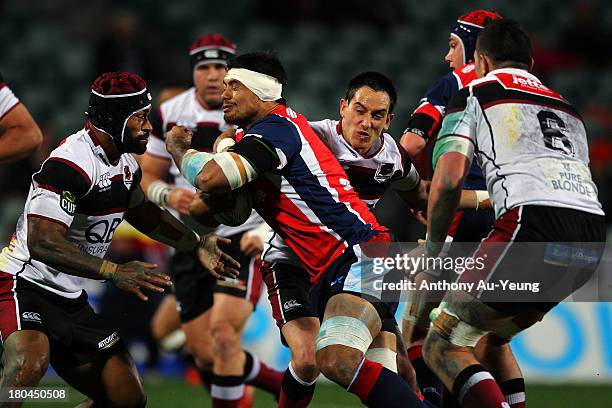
22;312;42;323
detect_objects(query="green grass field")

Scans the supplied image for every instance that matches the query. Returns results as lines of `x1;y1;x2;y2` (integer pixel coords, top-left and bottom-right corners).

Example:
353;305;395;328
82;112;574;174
26;379;612;407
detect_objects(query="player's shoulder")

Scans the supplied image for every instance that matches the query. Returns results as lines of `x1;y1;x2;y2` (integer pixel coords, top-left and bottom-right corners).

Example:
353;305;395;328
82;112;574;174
50;129;97;176
452;63;478;89
309;118;338;138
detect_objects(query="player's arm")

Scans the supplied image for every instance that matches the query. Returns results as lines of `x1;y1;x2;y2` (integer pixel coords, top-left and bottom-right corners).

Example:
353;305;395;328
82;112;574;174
426;90;476;256
213;128;237;152
124;184;240;280
165;124;283;194
0;101;43;164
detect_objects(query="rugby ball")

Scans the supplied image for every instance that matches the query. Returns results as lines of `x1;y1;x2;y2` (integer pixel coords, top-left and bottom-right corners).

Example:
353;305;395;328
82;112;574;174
213;188;253;227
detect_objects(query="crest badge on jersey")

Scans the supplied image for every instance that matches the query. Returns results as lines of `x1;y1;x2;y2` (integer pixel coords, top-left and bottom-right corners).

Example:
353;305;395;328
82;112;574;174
123;165;133;190
374;163;395;183
59;190;77;215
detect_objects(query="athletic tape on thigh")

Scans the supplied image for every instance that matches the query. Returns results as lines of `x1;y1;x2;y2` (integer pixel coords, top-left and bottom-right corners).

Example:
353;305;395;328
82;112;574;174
429;303;486;347
365;348;397;373
181;149;214;186
316;316;373;354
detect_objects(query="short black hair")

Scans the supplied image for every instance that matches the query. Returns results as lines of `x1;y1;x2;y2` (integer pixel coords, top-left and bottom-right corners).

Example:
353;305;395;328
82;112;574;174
475;19;532;69
345;72;397;113
227;51;288;86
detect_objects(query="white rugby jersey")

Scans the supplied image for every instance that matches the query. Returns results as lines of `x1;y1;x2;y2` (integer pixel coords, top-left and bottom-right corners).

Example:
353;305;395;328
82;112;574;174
435;68;604;218
263;118;420;266
0;124;142;298
0;75;20;119
146;87;262;236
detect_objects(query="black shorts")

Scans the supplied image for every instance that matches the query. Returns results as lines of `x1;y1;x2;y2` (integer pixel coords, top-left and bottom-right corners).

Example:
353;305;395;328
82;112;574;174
0;274;126;368
310;231;399;333
456;205;606;314
261;261;316;329
172;231;263;323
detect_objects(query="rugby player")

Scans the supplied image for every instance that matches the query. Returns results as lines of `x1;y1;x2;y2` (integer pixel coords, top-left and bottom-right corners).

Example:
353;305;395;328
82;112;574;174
423;19;605;408
140;33;282;406
398;10;515;407
0;73;42;163
0;72;237;408
166;52;432;407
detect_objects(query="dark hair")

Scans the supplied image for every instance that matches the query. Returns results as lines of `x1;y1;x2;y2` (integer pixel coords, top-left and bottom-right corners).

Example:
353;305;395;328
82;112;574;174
475;19;532;69
345;72;397;113
226;51;288;86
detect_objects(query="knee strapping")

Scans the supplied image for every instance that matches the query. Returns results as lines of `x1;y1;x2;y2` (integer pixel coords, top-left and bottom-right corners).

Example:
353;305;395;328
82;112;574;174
429;304;486;347
316;316;373;354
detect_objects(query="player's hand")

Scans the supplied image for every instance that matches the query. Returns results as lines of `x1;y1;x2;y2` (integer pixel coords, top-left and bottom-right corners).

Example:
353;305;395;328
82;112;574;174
240;233;264;257
196;233;241;280
167;188;196;215
113;261;172;301
404;239;426;277
165;126;193;166
411;209;427;226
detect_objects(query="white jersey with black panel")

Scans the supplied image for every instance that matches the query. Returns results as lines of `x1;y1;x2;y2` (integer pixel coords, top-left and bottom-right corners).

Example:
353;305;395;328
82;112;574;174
435;68;604;218
146;87;262;236
0;126;142;298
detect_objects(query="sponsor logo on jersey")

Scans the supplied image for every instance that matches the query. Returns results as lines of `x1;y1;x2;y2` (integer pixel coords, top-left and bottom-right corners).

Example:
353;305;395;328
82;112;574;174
59;190;77;215
98;172;111;191
98;331;120;349
21;312;41;323
283;300;302;311
374;163;395;183
123;166;133;190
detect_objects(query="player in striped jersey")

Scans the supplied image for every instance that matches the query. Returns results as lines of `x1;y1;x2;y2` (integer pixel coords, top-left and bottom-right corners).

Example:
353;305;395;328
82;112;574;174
141;34;280;406
398;10;507;407
423;20;605;408
0;72;237;407
166;53;436;407
0;73;42;163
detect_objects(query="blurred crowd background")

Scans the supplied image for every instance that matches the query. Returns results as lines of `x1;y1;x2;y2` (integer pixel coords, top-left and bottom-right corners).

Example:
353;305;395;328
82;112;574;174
1;0;611;380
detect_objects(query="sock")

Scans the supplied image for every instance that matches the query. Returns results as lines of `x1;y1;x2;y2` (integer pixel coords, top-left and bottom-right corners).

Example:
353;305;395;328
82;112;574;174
211;374;245;408
452;364;507;408
243;350;283;397
408;345;442;407
278;362;316;408
198;367;213;391
348;358;426;407
499;378;526;408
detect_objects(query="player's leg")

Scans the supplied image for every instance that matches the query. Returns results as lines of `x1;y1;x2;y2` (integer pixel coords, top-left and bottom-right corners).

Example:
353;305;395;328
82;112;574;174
0;331;50;396
316;293;427;407
150;294;185;352
261;261;319;408
53;350;146;408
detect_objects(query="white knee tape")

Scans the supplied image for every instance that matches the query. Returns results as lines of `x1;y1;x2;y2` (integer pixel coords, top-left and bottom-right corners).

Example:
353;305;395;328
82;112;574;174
365;348;397;373
316;316;373;354
430;304;486;347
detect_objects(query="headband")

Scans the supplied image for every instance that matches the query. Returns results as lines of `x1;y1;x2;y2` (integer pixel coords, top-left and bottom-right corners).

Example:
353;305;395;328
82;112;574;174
225;68;282;101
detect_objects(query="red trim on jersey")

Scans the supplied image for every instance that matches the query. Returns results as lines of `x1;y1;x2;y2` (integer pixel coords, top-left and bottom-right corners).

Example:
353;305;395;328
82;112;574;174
494;72;565;101
47;157;92;185
0;272;19;343
0;100;21;122
447;211;463;238
261;262;286;328
36;183;62;195
27;214;70;229
196;121;221;127
457;207;521;291
0;83;5;90
453;63;478;88
248;259;263;307
414;103;442;129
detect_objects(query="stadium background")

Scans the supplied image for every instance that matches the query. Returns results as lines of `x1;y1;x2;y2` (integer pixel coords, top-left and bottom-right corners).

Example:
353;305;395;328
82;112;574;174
1;0;611;406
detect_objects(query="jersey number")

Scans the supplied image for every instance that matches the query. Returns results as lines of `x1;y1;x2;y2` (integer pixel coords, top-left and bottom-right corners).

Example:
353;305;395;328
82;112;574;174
537;111;575;156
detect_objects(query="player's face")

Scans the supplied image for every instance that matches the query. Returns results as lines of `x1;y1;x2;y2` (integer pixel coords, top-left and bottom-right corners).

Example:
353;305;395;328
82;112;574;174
340;86;393;155
222;79;262;128
123;107;153;154
445;36;464;69
194;63;226;110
